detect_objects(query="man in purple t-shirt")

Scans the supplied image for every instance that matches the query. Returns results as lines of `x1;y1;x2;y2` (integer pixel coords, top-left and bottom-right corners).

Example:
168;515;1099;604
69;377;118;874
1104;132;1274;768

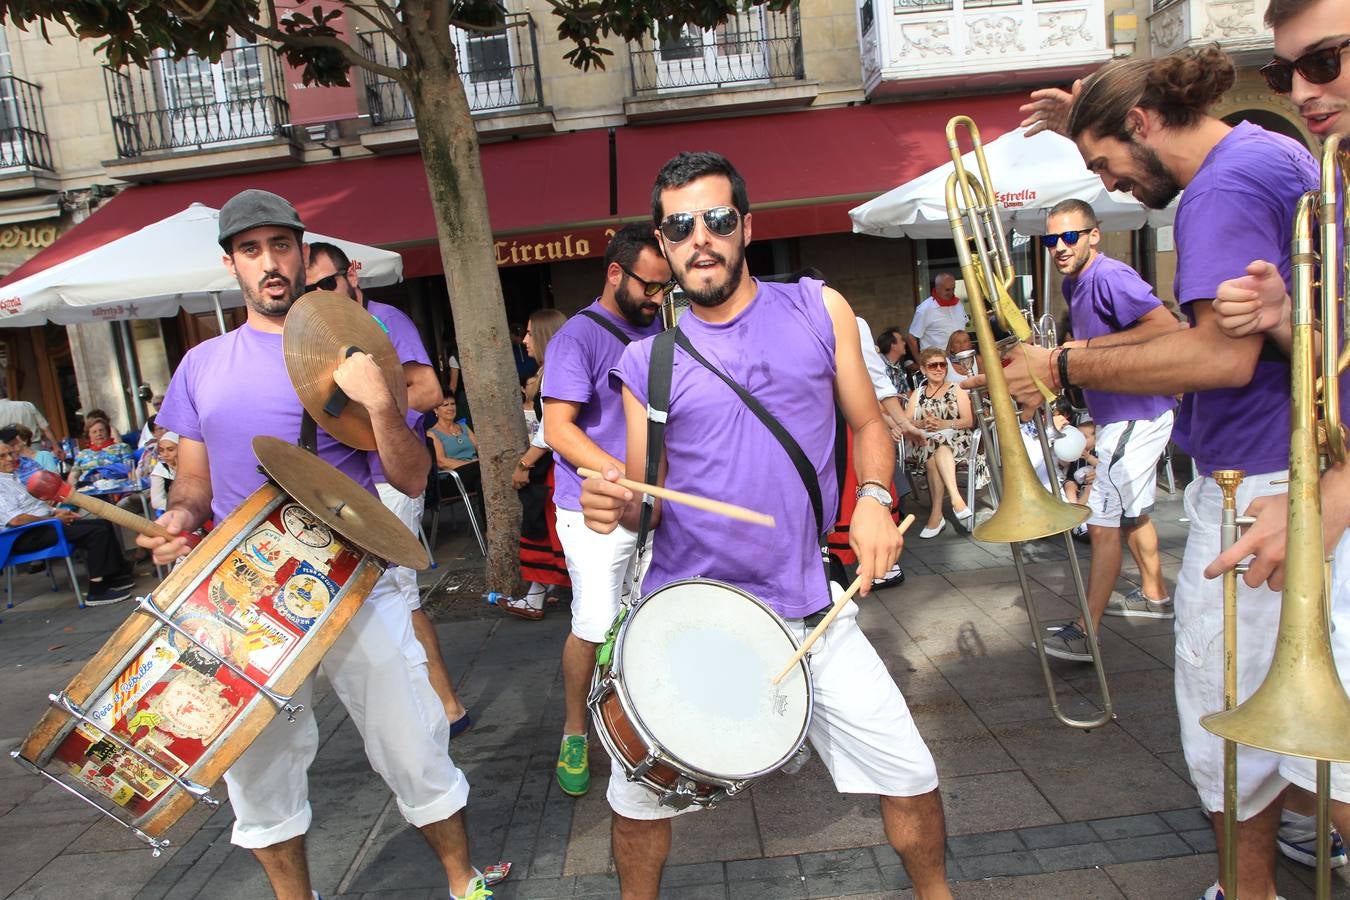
305;241;471;738
1037;199;1182;664
1006;49;1319;898
143;190;493;900
580;153;950;900
536;223;666;798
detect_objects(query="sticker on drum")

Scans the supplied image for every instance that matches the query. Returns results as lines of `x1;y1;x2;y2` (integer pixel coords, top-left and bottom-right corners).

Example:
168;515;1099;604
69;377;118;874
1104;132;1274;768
208;550;276;614
169;615;245;678
277;562;337;630
86;637;180;730
81;735;184;801
281;504;335;549
74;758;136;807
241;525;288;575
143;668;239;744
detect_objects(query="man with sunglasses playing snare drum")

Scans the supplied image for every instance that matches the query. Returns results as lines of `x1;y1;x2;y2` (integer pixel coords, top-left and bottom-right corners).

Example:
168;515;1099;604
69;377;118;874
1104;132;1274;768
1037;199;1181;666
580;152;951;900
537;224;667;797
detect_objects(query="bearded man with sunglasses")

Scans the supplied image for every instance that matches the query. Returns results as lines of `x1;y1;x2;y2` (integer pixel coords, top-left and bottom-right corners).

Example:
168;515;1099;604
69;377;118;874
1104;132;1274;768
1008;46;1320;900
539;223;667;798
1036;199;1181;665
580;152;950;900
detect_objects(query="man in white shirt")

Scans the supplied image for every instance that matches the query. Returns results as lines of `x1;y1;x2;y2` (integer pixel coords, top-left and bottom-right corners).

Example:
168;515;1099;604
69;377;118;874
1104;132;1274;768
905;273;968;362
0;391;65;462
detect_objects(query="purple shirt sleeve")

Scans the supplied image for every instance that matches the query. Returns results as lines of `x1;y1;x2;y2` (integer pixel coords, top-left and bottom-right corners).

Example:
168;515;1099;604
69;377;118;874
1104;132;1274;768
543;330;598;405
368;301;432;367
1175;185;1288;306
157;351;202;442
611;338;652;409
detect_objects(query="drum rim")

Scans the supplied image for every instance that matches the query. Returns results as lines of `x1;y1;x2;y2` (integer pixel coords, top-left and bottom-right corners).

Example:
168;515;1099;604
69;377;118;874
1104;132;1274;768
603;576;814;786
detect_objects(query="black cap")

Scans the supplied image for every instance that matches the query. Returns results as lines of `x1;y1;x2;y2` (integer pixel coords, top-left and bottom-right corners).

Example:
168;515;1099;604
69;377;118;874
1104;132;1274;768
218;189;305;250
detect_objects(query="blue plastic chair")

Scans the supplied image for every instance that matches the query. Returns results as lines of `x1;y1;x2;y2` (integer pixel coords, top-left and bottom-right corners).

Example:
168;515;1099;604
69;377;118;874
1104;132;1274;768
0;519;84;609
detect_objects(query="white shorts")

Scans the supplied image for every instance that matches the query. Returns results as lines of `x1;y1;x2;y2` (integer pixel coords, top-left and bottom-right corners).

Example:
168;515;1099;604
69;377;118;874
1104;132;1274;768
556;507;646;643
606;596;939;820
1278;529;1350;802
376;481;426;612
222;573;467;847
1085;410;1171;528
1174;472;1290;819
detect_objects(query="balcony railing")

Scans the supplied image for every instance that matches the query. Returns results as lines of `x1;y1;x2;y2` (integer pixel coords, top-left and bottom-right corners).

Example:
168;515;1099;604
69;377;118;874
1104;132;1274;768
1148;0;1271;59
860;0;1110;94
0;75;53;171
630;6;804;94
358;14;543;126
103;44;290;158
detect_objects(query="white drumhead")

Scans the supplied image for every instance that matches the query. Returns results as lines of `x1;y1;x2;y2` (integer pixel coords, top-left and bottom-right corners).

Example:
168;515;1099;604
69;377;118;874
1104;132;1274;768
617;579;810;779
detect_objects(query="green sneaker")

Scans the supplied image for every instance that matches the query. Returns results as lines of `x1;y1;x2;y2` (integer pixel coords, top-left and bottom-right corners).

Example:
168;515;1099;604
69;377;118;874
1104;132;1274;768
556;734;590;796
451;869;493;900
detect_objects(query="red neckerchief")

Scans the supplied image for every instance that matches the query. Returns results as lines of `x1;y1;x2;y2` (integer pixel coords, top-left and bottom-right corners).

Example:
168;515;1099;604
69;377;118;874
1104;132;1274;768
933;292;959;308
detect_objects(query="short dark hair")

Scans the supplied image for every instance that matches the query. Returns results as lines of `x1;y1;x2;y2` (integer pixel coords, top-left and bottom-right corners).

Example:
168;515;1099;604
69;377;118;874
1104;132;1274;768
1264;0;1316;27
0;426;19;444
651;151;750;225
876;327;904;355
603;223;661;271
307;241;350;272
1047;199;1100;228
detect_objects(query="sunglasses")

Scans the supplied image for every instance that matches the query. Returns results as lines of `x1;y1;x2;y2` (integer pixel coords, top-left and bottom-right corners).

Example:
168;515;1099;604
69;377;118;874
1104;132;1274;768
620;266;676;298
925;362;949;370
658;206;741;243
1261;38;1350;94
1042;231;1087;249
305;272;346;293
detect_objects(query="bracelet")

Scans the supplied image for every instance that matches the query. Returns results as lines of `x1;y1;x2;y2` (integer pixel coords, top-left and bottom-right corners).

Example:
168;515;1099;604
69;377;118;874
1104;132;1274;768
517;460;533;471
1047;347;1063;392
1057;346;1074;391
860;479;890;492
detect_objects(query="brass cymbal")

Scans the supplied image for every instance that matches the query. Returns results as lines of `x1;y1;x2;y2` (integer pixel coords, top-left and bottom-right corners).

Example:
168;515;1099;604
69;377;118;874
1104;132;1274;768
253;436;430;570
283;290;406;451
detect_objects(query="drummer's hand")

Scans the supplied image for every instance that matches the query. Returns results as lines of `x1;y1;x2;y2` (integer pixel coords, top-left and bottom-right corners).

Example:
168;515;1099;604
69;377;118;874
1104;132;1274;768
1002;343;1054;421
1214;260;1290;340
1018;81;1079;137
54;509;79;524
580;466;632;535
138;508;195;565
333;351;396;414
850;498;903;598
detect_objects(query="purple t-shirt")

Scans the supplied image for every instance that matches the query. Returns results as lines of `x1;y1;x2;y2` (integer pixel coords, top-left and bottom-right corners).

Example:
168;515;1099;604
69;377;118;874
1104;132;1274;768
158;323;377;524
365;299;432;485
1171;121;1316;476
542;299;662;511
613;278;838;619
1063;254;1174;426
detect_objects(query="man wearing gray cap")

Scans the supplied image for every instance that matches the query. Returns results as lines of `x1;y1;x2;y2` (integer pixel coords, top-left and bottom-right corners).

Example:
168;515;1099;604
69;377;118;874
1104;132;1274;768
141;189;496;900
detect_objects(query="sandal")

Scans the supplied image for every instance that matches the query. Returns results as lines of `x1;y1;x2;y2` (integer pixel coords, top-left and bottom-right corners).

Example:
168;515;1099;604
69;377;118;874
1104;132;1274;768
498;596;545;621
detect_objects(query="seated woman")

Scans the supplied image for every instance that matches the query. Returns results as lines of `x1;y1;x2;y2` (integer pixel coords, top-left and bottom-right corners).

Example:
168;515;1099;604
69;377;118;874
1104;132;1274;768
908;346;989;538
67;416;134;489
945;330;975;383
1;424;59;480
149;432;179;517
429;396;479;494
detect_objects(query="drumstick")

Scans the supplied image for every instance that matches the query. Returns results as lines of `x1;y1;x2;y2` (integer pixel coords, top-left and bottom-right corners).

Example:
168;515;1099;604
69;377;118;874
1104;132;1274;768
576;467;774;527
24;470;200;548
772;514;916;685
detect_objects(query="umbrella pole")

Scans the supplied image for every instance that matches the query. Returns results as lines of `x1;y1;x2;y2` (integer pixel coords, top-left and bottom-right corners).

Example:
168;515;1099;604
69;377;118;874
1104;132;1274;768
212;292;227;334
117;320;148;428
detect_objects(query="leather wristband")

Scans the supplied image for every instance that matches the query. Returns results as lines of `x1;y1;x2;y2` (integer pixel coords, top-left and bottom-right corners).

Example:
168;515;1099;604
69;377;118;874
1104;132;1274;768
1057;347;1073;392
1047;347;1063;392
860;479;890;492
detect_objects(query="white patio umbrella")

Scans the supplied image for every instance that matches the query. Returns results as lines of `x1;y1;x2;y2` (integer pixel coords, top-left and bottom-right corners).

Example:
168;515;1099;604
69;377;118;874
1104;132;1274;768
0;202;404;329
848;128;1177;239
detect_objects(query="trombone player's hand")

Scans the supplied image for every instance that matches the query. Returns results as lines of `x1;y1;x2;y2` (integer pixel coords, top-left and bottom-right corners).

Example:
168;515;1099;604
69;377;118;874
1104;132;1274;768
1018;80;1082;137
1214;260;1291;345
959;342;1052;422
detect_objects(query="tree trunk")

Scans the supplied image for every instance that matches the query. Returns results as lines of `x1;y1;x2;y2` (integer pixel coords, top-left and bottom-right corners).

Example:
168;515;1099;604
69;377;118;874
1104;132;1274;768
407;56;525;596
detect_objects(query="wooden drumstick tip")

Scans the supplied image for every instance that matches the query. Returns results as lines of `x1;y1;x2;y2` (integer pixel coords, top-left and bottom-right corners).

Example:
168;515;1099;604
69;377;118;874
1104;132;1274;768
576;466;774;527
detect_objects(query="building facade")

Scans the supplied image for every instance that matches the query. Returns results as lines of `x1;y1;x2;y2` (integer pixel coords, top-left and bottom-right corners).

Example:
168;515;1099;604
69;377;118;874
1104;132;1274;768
0;0;1306;437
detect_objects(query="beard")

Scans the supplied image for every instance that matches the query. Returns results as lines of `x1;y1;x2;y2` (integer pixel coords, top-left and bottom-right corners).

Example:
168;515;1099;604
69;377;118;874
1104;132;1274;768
615;275;660;327
677;245;746;309
1123;141;1181;210
241;268;302;317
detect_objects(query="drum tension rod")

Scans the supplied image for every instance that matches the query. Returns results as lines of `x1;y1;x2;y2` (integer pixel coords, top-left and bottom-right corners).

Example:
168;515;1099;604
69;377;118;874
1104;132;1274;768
10;751;172;857
133;594;304;721
49;692;220;807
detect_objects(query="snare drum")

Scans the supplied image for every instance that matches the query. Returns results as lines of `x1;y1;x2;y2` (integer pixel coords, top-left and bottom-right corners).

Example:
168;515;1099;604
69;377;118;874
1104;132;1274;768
12;483;383;852
588;578;813;810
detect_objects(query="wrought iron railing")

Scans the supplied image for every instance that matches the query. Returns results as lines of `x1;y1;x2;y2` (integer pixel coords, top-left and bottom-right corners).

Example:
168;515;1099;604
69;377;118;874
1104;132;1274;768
103;44;289;158
0;75;53;170
630;5;804;93
358;14;543;125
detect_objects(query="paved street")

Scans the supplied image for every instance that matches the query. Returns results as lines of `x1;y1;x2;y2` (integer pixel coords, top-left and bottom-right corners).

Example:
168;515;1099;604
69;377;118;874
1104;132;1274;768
2;487;1348;899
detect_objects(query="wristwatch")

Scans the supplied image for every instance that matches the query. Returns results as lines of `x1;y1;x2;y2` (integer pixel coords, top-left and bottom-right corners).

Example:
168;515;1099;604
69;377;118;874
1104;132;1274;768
855;484;893;509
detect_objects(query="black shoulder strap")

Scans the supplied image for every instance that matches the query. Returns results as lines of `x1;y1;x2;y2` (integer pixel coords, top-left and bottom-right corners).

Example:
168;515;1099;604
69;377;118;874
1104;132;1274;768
298;411;319;455
636;328;677;549
579;310;632;347
671;329;825;539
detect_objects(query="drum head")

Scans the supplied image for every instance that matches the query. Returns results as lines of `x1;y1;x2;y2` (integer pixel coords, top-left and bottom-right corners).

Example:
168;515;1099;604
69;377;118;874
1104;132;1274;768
618;580;810;780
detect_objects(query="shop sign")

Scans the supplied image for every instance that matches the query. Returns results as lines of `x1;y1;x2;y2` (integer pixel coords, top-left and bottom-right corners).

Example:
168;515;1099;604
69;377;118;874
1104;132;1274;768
495;227;617;268
0;224;59;250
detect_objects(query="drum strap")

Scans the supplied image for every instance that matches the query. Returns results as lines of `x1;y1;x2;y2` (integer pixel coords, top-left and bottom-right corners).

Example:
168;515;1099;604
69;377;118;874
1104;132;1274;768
298;411;320;456
636;328;676;551
579;310;632;346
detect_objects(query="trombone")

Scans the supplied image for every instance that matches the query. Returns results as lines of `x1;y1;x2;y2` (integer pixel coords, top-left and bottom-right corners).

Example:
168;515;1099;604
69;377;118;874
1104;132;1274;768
943;115;1113;731
1202;133;1350;900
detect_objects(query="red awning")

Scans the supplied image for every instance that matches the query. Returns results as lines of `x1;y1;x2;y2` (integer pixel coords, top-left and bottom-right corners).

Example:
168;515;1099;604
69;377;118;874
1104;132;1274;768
615;94;1027;239
1;128;614;285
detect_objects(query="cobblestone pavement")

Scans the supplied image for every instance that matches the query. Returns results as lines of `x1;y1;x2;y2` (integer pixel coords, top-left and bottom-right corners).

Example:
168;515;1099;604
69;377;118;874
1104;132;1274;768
2;488;1347;899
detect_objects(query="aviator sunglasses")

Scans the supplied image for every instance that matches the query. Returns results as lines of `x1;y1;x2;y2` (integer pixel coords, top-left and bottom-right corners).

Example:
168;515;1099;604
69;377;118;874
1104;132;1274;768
1261;38;1350;94
1042;231;1087;249
658;206;741;243
304;272;345;293
620;265;676;297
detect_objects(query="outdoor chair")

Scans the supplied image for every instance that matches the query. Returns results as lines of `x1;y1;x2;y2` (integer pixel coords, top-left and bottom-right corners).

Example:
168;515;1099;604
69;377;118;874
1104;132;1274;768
0;519;83;609
422;438;486;557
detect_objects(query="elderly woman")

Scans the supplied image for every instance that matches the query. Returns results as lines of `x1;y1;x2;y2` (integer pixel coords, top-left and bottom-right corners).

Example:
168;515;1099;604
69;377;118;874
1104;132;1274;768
908;346;988;537
67;416;134;488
